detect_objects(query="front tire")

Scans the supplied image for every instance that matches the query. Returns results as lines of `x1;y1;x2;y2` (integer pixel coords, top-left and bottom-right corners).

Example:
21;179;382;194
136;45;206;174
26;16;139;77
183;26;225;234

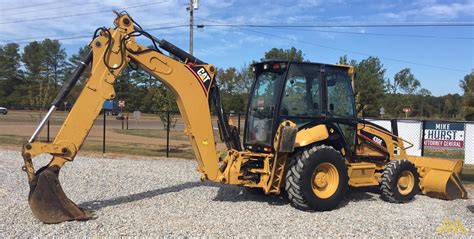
285;145;348;211
380;160;420;203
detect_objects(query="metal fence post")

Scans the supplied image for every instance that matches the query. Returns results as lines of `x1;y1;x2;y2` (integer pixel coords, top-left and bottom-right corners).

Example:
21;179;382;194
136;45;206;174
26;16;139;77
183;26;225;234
166;110;170;158
121;117;124;130
421;120;425;156
126;115;129;130
103;111;106;154
237;112;241;133
47;120;50;142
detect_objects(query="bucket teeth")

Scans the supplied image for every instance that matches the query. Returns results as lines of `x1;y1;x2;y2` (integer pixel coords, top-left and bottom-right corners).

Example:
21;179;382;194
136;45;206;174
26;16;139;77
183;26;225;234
28;166;95;224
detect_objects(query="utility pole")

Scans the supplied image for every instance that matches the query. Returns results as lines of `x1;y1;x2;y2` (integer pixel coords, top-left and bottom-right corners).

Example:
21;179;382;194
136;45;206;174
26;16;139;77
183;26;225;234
187;0;198;55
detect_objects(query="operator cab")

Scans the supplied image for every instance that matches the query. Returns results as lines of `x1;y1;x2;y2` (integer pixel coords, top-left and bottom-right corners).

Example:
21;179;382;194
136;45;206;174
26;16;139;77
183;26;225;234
244;61;356;152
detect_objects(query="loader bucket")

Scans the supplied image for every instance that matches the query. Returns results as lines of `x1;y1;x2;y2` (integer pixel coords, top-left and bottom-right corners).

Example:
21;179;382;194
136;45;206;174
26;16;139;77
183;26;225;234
28;166;95;224
408;156;468;200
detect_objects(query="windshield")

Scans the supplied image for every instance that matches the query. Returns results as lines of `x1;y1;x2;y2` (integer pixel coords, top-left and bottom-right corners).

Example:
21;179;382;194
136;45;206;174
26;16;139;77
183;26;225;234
245;70;284;146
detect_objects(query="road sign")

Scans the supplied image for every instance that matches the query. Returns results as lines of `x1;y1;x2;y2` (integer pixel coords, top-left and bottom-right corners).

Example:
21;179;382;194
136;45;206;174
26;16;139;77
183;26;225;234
424;122;465;149
118;100;125;108
403;107;411;118
103;100;114;110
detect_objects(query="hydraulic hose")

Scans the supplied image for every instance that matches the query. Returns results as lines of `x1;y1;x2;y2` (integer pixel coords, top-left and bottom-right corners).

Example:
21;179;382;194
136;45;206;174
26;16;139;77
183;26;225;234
51;50;92;107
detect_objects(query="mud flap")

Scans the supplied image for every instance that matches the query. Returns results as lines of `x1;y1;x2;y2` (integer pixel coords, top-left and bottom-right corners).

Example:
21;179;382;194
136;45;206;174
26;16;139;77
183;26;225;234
409;156;468;200
28;166;95;224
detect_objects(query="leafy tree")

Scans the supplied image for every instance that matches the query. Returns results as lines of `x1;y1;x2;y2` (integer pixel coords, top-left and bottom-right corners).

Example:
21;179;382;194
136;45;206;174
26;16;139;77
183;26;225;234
42;39;66;85
22;41;45;79
353;57;386;116
459;71;474;120
393;68;420;94
217;67;240;94
237;62;255;95
338;55;348;65
418;88;431;96
148;84;178;128
418;88;431;118
261;46;305;62
64;45;90;83
22;41;52;110
63;46;91;106
0;43;24;106
217;66;246;112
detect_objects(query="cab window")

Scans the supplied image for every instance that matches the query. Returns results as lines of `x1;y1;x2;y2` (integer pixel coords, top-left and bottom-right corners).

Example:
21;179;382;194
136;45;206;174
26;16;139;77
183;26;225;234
326;68;355;118
280;64;321;118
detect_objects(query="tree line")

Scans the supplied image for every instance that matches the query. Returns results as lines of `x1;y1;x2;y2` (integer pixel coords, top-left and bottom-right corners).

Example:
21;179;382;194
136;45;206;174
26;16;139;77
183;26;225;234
0;40;473;120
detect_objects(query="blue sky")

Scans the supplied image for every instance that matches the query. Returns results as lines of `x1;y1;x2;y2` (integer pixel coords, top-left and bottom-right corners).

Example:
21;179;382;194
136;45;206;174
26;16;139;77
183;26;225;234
1;0;473;96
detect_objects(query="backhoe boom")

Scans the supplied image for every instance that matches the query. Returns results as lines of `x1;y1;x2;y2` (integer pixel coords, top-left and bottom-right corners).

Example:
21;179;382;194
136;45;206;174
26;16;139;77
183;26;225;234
22;13;233;223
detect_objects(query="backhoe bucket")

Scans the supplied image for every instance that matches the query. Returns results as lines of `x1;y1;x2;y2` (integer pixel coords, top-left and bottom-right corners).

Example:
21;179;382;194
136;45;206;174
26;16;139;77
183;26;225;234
28;166;95;224
408;156;468;200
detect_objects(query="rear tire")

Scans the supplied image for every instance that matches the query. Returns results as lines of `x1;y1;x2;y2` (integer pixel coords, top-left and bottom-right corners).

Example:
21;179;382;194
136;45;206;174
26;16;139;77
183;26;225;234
285;145;348;211
380;160;420;203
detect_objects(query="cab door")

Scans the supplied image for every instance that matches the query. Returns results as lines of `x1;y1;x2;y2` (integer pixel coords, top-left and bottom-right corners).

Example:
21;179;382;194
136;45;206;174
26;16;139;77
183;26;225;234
325;66;358;155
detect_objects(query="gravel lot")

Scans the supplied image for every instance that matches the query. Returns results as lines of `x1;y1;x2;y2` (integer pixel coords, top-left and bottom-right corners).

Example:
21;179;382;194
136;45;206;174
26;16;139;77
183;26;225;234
0;149;472;237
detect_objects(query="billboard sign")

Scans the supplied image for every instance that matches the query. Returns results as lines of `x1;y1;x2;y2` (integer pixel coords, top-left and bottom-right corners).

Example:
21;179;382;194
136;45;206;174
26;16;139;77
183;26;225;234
424;122;465;149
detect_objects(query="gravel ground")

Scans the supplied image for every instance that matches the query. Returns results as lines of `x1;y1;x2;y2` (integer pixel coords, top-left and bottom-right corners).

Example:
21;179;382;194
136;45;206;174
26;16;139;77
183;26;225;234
0;149;472;237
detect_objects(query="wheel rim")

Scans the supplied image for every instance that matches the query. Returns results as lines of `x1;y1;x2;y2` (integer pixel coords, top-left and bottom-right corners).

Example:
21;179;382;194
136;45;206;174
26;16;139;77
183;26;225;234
311;163;339;199
397;171;415;195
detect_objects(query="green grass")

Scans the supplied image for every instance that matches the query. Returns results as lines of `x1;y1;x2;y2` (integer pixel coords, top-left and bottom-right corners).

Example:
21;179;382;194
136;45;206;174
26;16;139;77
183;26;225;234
0;134;195;159
112;129;189;141
82;140;195;159
461;165;474;182
0;134;28;145
424;149;465;160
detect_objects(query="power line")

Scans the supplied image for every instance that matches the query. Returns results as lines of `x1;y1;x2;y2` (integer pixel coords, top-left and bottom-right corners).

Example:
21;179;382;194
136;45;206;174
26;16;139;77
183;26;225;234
197;17;469;73
0;22;187;44
195;22;474;28
1;0;66;12
198;23;474;40
1;0;103;18
0;1;169;25
0;25;188;45
274;27;474;40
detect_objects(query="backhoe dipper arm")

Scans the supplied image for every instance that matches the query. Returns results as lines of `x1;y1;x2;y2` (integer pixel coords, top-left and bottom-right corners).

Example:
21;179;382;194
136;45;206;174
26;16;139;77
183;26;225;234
125;40;222;180
21;13;226;223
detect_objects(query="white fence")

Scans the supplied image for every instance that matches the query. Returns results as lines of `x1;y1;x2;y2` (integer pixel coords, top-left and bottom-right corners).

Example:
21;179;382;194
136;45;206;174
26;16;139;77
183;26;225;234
367;119;474;165
466;123;474;164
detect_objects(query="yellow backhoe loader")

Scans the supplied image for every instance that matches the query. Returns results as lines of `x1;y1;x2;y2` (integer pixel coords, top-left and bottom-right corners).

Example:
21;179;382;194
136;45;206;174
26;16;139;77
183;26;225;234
21;12;468;224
